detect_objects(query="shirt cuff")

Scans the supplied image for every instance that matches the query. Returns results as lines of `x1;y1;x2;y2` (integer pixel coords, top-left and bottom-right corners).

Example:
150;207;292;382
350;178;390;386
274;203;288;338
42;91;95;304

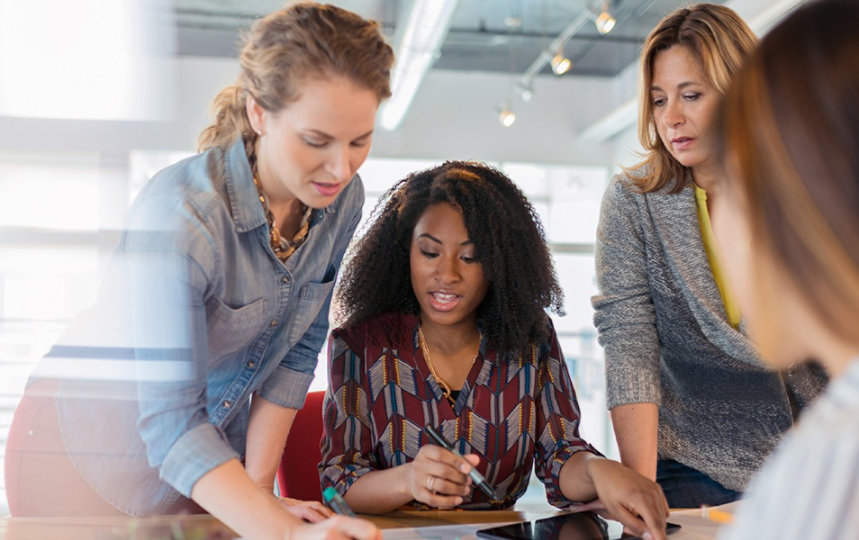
546;446;601;508
321;462;373;496
258;365;315;409
160;422;240;496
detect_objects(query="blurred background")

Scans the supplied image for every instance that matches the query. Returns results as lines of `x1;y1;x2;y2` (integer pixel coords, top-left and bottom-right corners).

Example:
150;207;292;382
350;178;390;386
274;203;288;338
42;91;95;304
0;0;803;514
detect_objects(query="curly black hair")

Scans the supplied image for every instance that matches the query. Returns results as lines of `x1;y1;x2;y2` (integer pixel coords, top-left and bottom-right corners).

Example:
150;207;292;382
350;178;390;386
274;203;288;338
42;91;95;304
336;161;564;357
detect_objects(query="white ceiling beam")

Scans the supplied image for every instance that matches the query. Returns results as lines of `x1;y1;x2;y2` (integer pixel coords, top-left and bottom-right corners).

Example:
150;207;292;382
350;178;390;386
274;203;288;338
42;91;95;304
378;0;459;131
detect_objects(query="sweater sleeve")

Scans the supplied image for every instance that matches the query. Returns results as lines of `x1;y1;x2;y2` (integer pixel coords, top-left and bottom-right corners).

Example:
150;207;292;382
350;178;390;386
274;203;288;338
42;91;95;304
533;326;600;508
318;330;378;496
592;175;663;409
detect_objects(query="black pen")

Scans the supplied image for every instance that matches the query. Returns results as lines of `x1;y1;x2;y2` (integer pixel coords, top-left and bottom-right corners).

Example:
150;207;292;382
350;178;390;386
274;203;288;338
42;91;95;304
323;486;356;517
425;425;498;500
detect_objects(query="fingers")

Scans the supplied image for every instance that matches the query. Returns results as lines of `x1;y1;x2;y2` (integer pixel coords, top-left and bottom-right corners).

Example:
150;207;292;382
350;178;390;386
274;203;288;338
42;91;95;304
280;499;334;523
414;468;470;508
462;453;481;468
411;456;472;508
612;492;668;540
587;459;669;540
418;483;464;509
329;516;381;540
299;515;382;540
573;499;607;513
635;498;668;540
413;447;473;493
608;502;651;538
411;446;488;508
632;482;669;540
425;474;469;497
417;444;474;475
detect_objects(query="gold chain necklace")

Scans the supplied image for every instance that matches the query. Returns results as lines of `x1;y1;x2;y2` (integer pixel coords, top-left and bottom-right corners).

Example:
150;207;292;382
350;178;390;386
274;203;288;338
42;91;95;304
418;326;480;407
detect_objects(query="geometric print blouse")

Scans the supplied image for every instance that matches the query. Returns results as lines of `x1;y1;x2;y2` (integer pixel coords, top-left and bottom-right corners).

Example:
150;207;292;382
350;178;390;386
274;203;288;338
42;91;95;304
319;312;598;509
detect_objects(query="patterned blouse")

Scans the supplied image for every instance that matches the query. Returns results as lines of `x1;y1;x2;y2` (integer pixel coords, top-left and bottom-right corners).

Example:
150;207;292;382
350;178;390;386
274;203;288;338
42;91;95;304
319;313;598;509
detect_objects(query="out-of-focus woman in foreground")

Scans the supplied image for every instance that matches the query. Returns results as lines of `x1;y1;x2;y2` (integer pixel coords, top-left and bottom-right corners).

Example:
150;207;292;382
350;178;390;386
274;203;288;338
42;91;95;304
714;1;859;538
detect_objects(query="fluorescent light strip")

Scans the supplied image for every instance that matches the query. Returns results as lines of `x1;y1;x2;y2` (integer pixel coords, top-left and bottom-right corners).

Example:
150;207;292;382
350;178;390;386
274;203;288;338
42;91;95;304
379;0;459;131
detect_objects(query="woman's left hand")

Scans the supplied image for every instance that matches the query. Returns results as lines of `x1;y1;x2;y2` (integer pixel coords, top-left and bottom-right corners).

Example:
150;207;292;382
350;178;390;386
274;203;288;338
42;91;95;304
585;458;670;540
277;496;335;523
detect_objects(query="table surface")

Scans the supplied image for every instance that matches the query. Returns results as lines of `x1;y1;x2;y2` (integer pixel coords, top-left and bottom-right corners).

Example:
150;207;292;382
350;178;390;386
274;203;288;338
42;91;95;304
0;505;730;539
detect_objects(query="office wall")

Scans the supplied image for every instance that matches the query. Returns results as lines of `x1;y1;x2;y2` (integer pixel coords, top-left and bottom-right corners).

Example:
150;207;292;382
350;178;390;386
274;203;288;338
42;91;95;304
0;57;623;168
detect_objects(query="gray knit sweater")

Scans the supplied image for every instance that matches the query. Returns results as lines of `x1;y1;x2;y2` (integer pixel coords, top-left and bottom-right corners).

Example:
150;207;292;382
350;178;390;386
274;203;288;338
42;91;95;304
592;173;827;492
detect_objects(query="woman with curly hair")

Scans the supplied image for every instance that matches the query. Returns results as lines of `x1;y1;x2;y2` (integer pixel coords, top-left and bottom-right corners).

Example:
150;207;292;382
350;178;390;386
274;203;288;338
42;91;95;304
320;161;670;539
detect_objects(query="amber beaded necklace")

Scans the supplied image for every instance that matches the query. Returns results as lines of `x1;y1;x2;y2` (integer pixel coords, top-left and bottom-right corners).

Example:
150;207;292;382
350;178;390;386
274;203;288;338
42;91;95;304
250;161;310;262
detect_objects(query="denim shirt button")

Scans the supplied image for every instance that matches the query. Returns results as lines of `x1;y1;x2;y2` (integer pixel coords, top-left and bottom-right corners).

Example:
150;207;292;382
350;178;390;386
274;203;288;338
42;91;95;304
247;360;255;369
270;319;278;327
281;276;290;283
223;400;232;409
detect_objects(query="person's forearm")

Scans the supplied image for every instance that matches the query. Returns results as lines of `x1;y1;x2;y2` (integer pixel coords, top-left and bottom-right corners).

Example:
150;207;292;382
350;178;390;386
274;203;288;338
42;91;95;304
191;458;299;540
342;465;413;514
610;402;659;480
244;395;297;490
558;451;600;502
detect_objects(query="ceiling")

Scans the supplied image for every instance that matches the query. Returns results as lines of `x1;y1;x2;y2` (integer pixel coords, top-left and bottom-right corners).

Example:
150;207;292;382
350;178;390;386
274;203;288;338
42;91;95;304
173;0;728;78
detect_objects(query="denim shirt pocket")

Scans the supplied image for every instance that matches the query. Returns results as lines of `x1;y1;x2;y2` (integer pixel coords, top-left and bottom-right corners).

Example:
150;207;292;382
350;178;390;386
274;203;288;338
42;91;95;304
286;279;335;346
206;296;267;355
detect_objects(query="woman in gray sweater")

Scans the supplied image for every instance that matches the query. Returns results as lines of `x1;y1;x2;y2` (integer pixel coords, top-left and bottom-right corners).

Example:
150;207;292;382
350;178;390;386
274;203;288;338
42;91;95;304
592;4;826;508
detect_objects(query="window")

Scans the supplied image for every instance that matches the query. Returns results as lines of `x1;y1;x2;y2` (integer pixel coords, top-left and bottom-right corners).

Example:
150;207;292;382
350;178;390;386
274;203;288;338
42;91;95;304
0;150;124;514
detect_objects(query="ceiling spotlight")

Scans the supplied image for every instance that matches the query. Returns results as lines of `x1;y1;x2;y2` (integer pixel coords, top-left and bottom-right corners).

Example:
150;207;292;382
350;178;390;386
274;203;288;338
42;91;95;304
520;87;534;102
516;80;534;102
504;16;522;29
595;10;616;34
550;52;572;75
497;105;516;127
594;1;616;35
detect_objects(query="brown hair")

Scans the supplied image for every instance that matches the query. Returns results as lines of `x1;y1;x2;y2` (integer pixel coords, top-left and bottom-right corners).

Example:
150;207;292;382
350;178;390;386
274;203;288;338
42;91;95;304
717;0;859;344
197;2;393;159
629;3;755;193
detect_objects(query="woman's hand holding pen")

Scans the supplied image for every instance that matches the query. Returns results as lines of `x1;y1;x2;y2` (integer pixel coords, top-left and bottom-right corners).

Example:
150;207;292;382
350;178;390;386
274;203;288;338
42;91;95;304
405;444;479;508
584;457;670;540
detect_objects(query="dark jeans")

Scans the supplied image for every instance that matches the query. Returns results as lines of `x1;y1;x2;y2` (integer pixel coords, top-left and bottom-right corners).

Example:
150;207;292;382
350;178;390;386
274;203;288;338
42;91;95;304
656;459;741;508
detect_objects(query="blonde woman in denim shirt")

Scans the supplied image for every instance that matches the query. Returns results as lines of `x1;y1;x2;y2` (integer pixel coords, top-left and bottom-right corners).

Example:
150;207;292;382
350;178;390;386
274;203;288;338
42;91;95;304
5;4;392;539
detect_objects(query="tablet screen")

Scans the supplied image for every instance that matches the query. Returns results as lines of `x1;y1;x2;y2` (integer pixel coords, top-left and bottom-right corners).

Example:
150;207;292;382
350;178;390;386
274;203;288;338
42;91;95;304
476;512;681;540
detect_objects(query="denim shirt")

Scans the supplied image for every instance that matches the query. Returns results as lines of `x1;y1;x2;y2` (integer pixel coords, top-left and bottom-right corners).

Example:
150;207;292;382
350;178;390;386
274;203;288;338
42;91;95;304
40;138;363;515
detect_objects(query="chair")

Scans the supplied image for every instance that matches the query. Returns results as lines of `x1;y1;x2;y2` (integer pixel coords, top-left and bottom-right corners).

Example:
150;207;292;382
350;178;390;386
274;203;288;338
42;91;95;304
276;390;325;502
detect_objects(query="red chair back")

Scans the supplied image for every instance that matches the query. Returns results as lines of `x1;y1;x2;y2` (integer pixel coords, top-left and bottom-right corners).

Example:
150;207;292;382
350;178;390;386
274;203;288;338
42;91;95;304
276;390;325;502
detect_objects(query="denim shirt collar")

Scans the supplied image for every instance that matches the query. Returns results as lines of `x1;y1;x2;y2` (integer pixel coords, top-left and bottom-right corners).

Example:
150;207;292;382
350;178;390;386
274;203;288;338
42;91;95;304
223;137;332;234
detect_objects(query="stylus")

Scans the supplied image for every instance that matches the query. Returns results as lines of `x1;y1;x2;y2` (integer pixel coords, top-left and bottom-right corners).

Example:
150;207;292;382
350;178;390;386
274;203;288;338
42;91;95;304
425;425;499;500
323;487;356;517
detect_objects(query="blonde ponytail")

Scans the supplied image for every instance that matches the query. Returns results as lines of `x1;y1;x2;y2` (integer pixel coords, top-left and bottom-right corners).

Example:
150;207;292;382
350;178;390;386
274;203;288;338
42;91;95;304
197;85;257;154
